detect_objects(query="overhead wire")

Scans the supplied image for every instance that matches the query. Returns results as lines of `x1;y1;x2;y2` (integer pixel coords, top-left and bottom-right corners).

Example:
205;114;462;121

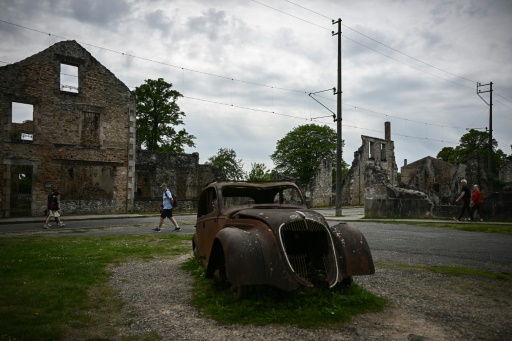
0;17;507;146
283;0;476;84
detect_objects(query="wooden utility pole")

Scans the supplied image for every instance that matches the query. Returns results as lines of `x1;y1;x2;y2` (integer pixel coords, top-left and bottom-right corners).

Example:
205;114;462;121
332;19;342;216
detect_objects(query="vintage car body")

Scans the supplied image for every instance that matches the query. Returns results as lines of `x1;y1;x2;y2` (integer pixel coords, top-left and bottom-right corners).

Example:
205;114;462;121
192;181;374;296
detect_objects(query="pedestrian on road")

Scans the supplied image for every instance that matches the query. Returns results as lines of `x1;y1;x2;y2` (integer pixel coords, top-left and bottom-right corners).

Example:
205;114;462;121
470;184;484;222
455;179;472;221
44;190;65;229
154;183;180;232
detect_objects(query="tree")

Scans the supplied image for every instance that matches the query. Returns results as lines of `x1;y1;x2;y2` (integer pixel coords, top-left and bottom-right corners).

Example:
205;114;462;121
134;78;195;152
206;148;246;181
436;146;457;163
247;163;273;181
270;124;343;184
436;129;507;170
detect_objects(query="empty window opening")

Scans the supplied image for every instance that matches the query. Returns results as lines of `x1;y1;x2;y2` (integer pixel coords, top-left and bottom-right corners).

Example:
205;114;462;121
380;143;387;161
60;63;79;93
368;141;374;159
11;102;34;141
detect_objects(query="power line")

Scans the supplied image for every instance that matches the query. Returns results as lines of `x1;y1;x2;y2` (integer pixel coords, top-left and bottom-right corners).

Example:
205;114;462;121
0;19;308;96
282;0;476;85
250;0;329;31
184;95;459;144
256;1;510;97
0;19;507;141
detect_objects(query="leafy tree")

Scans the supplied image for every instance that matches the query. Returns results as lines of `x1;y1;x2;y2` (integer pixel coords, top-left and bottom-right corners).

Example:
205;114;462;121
436;146;457;163
206;148;246;181
247;163;273;181
134;78;195;152
436;129;507;171
271;124;343;184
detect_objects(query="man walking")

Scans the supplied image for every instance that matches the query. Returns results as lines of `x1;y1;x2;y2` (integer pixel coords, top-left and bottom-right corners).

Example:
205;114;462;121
154;183;180;232
455;179;472;221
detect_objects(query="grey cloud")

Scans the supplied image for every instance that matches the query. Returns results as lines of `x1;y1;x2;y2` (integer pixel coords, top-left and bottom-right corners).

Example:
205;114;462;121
186;8;229;41
67;0;132;28
145;10;173;34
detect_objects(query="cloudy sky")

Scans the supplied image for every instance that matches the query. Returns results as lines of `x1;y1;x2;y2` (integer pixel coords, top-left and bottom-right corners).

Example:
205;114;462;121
1;0;511;173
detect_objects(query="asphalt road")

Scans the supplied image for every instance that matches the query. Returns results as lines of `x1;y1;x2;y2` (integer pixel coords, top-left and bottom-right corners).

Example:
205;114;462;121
1;212;511;274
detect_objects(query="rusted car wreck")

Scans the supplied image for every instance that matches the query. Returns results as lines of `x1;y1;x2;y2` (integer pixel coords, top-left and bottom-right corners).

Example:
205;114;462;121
192;181;374;298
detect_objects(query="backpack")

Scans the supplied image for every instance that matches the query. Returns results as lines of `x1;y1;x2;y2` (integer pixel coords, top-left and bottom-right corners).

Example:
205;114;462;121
49;196;58;211
165;190;178;208
171;193;178;207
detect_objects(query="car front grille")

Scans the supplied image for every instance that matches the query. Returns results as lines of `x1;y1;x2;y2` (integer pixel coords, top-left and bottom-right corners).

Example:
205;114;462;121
278;218;338;287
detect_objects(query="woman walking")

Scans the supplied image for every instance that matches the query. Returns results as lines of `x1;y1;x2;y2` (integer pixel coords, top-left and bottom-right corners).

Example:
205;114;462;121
470;184;484;222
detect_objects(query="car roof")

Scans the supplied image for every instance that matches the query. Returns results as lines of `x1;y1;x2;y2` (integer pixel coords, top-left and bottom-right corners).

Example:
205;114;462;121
206;181;298;189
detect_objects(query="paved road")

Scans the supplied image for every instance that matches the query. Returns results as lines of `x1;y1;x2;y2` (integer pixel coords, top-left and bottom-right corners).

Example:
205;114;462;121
1;211;511;273
347;221;512;273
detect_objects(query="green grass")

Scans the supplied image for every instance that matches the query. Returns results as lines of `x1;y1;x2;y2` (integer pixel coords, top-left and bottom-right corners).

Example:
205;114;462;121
382;221;512;234
0;234;388;340
181;257;387;328
0;234;190;341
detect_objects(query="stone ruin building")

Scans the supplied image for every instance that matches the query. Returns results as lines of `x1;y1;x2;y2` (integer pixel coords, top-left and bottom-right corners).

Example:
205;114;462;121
364;162;433;218
342;121;398;205
0;40;137;217
401;153;512;219
401;156;464;206
340;121;433;217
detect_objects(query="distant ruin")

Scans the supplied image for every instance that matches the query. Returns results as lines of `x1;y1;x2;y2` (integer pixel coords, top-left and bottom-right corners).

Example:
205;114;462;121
342;122;398;205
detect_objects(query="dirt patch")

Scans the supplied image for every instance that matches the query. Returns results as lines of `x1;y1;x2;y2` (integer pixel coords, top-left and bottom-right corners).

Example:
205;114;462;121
107;255;511;341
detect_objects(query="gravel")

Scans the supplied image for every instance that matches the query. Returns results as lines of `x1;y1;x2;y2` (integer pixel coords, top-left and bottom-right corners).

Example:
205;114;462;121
109;251;512;341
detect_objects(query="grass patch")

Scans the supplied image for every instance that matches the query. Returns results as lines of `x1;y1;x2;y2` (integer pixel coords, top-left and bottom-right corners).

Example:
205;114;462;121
181;257;386;328
381;221;512;235
0;234;190;341
377;262;512;281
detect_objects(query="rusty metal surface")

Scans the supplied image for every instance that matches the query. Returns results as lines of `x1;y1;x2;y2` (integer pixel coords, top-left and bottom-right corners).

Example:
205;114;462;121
330;222;375;276
194;181;375;294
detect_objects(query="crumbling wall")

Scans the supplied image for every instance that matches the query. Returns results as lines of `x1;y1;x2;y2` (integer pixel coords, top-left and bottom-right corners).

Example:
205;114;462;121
364;163;433;218
500;160;512;186
134;150;220;212
342;122;397;205
0;40;136;217
401;156;459;205
299;159;332;207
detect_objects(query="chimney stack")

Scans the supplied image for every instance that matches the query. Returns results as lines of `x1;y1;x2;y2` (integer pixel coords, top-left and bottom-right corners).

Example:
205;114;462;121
385;121;391;141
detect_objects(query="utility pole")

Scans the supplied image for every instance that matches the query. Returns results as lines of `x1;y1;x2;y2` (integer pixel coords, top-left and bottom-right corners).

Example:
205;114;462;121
477;82;493;174
332;19;342;216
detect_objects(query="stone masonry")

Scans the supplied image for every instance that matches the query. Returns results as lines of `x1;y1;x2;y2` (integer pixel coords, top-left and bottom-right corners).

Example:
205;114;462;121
134;150;220;212
342;121;398;205
0;40;136;217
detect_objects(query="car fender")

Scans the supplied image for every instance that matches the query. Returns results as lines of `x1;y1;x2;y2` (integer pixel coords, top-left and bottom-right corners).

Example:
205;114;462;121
330;222;375;276
208;225;299;291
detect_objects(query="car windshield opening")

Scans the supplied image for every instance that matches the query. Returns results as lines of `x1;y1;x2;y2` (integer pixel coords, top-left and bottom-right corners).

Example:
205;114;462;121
222;185;303;208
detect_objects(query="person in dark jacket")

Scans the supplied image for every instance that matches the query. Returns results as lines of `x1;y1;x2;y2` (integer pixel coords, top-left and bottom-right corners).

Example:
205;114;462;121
43;190;65;229
455;179;472;221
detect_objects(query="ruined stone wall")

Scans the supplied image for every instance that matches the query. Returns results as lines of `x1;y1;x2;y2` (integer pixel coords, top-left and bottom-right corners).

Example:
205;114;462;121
401;156;459;205
0;40;136;217
500;160;512;186
134;150;220;213
364;163;433;218
342;130;397;205
299;159;332;207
